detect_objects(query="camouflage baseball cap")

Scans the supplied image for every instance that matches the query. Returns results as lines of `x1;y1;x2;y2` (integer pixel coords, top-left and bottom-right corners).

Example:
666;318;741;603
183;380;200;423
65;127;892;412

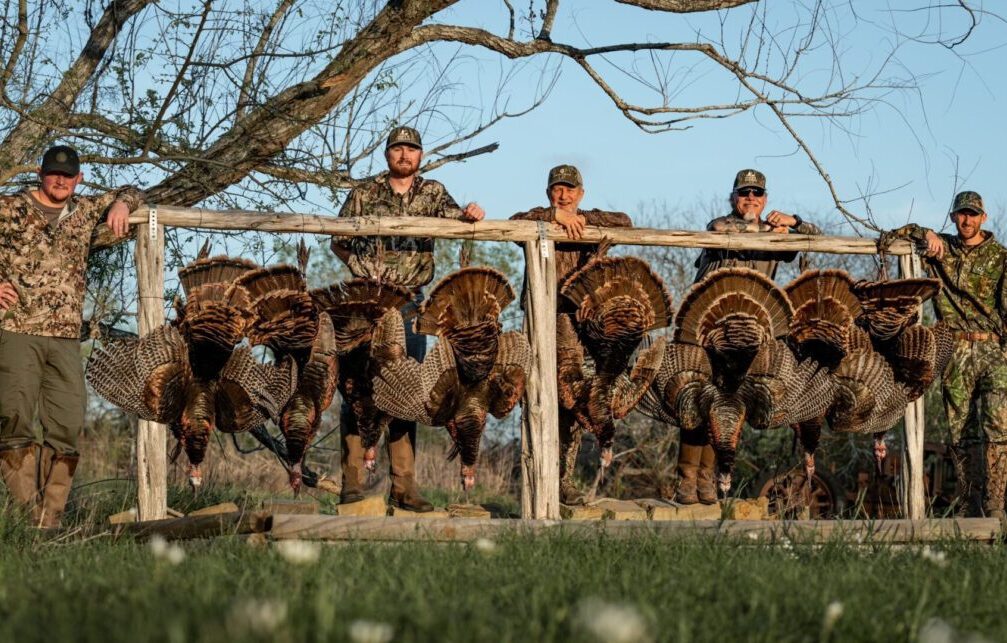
386;126;422;150
547;164;583;188
951;190;985;215
40;145;80;176
733;168;766;191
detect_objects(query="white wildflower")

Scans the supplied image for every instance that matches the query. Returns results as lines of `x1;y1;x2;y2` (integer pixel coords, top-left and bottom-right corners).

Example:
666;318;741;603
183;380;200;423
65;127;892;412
348;619;395;643
746;531;759;541
473;537;498;554
919;546;948;568
274;539;321;565
148;535;185;565
573;598;653;643
822;601;844;634
919;617;992;643
226;599;288;636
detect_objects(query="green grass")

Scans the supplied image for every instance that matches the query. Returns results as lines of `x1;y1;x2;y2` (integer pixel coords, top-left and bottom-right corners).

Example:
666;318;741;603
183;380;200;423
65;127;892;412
1;512;1006;643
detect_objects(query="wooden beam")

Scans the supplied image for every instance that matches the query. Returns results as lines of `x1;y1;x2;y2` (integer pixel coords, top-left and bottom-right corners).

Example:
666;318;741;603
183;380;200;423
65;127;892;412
899;252;927;520
266;515;1002;544
113;510;267;541
521;235;560;520
134;220;168;521
92;207;914;255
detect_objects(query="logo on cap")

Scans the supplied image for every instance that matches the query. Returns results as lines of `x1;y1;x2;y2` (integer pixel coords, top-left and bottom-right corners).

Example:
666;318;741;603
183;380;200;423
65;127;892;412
386;126;422;150
40;145;80;176
547;164;583;188
733;168;767;191
951;190;984;215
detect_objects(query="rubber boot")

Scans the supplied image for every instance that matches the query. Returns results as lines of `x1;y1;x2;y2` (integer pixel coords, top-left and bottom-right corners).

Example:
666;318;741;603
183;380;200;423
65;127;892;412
697;444;718;505
37;447;78;529
675;443;702;505
387;426;433;512
0;445;41;522
339;432;366;505
951;442;984;517
983;442;1007;520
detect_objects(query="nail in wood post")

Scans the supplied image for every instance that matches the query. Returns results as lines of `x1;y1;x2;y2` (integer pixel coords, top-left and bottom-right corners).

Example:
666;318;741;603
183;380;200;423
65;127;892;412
135;217;168;520
521;234;560;520
898;252;926;520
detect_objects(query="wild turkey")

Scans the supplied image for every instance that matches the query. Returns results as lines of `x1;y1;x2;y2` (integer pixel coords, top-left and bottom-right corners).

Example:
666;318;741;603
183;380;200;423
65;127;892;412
87;253;296;488
370;267;531;490
556;252;672;487
311;278;413;472
234;244;338;493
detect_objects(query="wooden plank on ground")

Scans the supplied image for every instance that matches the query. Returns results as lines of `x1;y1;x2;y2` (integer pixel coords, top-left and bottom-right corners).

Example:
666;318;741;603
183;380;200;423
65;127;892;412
113;511;267;541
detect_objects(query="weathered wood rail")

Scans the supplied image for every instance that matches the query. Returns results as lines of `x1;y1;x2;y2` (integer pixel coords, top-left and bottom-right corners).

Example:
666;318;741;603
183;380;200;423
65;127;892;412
100;208;921;522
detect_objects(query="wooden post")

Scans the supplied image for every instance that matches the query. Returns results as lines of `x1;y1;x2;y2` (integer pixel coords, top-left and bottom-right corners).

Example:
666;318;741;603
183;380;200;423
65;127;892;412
521;234;560;520
899;252;927;519
135;218;168;520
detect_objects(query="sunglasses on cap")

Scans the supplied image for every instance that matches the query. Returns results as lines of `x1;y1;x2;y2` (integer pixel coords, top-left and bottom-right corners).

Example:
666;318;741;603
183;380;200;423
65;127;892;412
735;188;765;197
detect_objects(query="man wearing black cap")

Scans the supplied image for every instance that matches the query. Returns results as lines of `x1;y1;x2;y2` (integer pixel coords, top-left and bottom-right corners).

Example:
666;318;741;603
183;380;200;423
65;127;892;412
0;144;143;527
680;169;822;506
510;164;633;504
882;191;1007;519
330;126;484;511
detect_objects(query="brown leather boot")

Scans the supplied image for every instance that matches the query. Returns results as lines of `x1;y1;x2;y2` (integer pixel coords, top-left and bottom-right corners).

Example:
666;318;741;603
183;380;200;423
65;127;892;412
387;427;433;512
697;444;718;505
37;447;78;529
339;432;366;505
984;442;1007;520
675;443;702;505
0;445;41;521
951;442;984;517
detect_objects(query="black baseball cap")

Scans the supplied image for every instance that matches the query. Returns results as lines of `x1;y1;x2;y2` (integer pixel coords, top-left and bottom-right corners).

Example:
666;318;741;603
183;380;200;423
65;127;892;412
41;145;81;176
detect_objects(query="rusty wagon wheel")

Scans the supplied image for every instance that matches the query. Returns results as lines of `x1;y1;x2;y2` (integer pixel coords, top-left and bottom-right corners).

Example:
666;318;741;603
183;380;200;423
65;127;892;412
756;468;845;520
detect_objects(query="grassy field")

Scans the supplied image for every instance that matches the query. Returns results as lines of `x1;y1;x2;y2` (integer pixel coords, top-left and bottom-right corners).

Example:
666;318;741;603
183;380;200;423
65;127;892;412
2;495;1006;643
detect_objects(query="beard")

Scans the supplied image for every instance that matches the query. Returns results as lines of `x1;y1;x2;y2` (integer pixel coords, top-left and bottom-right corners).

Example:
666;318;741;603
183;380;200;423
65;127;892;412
389;158;419;178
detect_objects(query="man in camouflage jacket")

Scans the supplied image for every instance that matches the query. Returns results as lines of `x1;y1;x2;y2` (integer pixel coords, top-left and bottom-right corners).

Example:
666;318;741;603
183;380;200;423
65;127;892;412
510;164;633;505
883;191;1007;518
0;145;141;528
330;126;484;512
683;169;822;505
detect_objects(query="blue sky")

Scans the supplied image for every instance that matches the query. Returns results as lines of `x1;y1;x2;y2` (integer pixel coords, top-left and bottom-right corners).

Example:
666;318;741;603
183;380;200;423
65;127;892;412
383;1;1007;236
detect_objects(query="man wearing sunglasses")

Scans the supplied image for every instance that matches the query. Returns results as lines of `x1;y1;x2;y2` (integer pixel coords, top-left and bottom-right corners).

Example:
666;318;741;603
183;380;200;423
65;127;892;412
882;191;1007;519
679;168;821;506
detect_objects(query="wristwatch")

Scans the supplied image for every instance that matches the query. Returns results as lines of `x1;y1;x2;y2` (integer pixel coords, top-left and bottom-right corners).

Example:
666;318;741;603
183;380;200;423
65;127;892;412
789;214;804;230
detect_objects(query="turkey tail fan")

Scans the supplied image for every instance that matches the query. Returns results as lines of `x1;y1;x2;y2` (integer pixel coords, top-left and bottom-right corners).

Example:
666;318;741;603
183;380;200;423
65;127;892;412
234;264;307;302
86;325;190;423
853;278;941;341
416;267;515;336
637;341;711;428
312;279;413;353
487;331;532;419
561;256;673;332
613;336;667;419
785;270;861;366
215;349;298;433
371;338;459;426
886;324;937;397
178;255;258;297
829;349;895;430
675;268;792;347
233;264;317;355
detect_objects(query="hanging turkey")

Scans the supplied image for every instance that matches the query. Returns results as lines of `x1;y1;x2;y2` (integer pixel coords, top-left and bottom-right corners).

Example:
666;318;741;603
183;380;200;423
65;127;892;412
370;267;530;490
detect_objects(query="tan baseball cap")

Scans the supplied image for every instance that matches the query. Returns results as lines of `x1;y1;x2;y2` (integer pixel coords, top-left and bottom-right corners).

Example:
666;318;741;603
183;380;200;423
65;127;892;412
733;169;767;191
547;164;583;188
386;126;422;150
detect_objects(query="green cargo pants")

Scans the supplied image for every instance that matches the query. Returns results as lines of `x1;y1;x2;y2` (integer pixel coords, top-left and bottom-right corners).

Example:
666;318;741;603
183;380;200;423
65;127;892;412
943;339;1007;445
0;330;85;455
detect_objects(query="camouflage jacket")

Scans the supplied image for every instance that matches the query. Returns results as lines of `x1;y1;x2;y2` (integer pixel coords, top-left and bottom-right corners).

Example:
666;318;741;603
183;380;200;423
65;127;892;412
693;211;822;283
509;207;633;285
0;187;145;338
330;173;465;290
890;224;1007;334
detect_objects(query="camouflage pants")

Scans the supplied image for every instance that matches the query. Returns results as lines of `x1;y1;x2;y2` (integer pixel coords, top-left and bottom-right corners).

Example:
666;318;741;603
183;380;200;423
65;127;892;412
0;330;85;455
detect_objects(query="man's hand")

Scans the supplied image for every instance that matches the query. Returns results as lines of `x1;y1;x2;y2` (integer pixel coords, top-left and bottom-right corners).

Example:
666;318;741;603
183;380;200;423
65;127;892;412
0;282;19;313
554;207;585;240
922;230;945;259
461;203;485;222
106;200;131;238
769;225;790;234
765;210;797;229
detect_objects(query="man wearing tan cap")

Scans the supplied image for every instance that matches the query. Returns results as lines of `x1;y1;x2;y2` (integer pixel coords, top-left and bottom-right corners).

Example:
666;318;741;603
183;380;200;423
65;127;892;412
510;164;633;504
330;125;484;512
680;169;821;506
882;191;1007;519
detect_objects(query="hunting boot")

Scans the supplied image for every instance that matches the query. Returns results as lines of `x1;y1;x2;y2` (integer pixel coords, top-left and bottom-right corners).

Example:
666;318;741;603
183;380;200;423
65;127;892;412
387;427;433;512
0;444;41;522
675;443;702;505
339;432;366;505
951;442;984;517
37;447;78;529
696;444;718;505
983;442;1007;520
